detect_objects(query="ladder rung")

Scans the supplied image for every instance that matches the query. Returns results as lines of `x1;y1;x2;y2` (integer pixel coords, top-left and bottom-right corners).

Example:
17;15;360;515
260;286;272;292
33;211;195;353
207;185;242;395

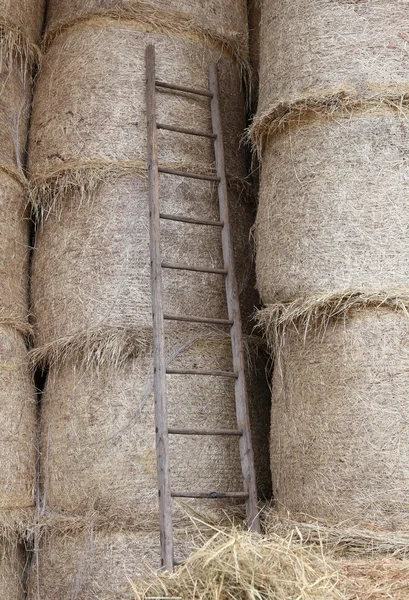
162;262;227;275
160;213;224;227
163;314;233;326
157;123;216;139
166;368;238;378
158;167;220;182
168;428;243;436
155;80;213;97
171;491;249;499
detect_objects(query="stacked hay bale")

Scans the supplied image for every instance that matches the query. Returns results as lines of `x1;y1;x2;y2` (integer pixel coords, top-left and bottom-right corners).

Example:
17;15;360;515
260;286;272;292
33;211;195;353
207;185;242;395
28;1;268;596
252;0;409;529
0;0;44;596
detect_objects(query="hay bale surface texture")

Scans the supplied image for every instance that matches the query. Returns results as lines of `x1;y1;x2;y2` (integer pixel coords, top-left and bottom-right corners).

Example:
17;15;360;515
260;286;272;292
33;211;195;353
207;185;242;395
0;326;36;511
255;109;409;305
270;308;409;530
0;541;25;600
256;0;409;133
29;25;246;206
30;527;192;600
0;175;29;328
44;0;247;50
0;0;44;70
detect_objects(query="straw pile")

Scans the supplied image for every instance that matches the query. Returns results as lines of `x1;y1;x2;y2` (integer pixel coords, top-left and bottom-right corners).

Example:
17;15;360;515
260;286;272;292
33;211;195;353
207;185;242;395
128;512;409;600
44;0;247;54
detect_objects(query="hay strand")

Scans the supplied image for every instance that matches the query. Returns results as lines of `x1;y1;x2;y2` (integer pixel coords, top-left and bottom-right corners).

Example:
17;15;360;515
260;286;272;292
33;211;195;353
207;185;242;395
0;20;40;75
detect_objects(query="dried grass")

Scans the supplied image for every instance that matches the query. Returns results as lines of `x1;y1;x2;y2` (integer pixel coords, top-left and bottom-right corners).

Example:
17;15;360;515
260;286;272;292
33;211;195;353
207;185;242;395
37;330;270;526
42;3;249;72
253;0;409;147
28;24;247;202
129;512;409;600
0;326;36;518
131;521;343;600
0;174;31;332
256;289;409;352
30;325;153;371
253;111;409;306
251;93;409;150
0;20;40;75
268;307;409;530
30;172;256;351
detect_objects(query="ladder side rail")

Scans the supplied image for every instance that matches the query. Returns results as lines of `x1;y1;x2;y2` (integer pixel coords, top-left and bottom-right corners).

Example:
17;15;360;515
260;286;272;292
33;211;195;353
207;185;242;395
209;64;261;533
145;44;174;569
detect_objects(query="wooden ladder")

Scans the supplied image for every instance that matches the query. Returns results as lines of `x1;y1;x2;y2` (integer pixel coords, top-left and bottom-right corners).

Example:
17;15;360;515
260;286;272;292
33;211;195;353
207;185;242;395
145;44;260;571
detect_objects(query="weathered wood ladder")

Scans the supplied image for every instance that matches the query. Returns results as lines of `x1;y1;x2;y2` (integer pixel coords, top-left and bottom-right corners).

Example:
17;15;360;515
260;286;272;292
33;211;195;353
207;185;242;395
145;44;260;571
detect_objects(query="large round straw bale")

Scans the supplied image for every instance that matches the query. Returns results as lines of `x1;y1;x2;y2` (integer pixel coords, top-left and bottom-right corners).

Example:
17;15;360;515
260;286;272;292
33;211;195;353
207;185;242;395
0;541;25;600
270;308;409;529
0;326;36;511
0;175;29;329
30;526;191;599
44;0;247;49
256;0;409;128
31;173;255;349
255;109;409;305
29;24;246;196
41;332;246;525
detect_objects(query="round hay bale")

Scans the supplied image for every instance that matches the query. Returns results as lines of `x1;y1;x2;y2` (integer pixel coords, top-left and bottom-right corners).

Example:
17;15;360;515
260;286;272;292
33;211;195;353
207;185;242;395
40;332;246;525
270;308;409;530
0;326;36;511
30;526;191;599
0;541;25;600
255;0;409;133
44;0;247;54
255;109;409;305
28;23;246;206
31;173;255;350
0;174;29;329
